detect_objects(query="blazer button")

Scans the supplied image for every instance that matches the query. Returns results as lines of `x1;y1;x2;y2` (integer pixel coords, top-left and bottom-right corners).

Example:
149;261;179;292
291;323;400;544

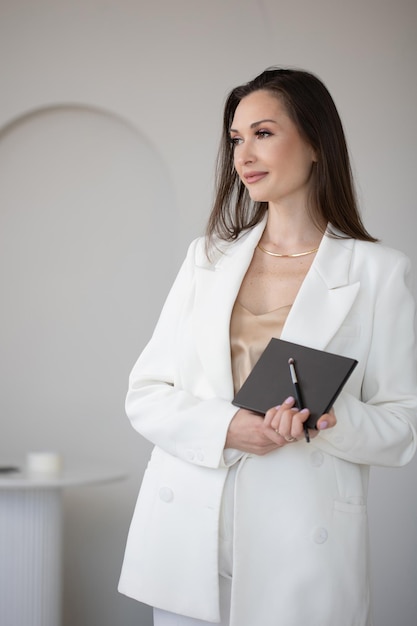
159;487;174;503
310;450;324;467
312;527;328;544
185;449;196;461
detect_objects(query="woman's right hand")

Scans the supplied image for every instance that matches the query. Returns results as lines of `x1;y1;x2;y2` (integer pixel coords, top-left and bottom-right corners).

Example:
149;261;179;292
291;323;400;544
225;408;287;455
225;397;336;455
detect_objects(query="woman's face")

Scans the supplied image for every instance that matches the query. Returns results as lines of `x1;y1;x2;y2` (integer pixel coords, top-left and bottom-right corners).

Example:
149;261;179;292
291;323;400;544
230;89;316;210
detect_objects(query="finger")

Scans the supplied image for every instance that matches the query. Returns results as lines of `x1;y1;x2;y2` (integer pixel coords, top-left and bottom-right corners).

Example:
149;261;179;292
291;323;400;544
271;397;298;440
262;417;287;446
276;409;295;439
316;410;336;431
270;396;295;428
267;430;288;447
285;408;308;438
263;405;281;429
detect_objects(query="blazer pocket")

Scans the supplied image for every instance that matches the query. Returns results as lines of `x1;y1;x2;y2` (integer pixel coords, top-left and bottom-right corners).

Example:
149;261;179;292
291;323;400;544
333;499;367;515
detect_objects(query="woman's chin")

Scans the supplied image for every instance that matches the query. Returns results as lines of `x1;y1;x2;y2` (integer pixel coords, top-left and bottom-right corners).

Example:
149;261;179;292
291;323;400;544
247;190;269;203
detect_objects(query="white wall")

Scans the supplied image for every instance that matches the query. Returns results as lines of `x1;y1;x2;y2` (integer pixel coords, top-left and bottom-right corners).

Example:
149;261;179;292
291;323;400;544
0;1;415;625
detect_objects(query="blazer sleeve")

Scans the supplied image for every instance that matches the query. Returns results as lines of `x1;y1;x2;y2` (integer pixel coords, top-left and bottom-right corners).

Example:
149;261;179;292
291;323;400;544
313;253;417;467
125;238;239;469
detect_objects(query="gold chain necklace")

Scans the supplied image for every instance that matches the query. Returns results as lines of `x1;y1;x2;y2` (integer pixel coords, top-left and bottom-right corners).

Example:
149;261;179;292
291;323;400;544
257;242;319;258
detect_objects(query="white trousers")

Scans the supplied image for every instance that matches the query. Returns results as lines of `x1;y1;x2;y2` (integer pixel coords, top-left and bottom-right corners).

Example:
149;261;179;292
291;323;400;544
153;575;232;625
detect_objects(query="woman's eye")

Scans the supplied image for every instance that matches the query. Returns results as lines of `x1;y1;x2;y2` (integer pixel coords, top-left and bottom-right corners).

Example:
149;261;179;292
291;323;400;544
256;129;272;138
229;136;242;146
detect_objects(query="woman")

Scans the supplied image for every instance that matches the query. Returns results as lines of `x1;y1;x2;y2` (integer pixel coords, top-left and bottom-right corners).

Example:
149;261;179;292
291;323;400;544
118;68;417;626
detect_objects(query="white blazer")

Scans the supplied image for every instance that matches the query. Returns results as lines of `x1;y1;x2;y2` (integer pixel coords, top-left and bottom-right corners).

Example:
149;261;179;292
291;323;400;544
118;218;417;626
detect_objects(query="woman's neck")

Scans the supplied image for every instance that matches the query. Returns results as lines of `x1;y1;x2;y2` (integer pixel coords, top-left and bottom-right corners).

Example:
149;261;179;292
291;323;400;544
262;205;325;252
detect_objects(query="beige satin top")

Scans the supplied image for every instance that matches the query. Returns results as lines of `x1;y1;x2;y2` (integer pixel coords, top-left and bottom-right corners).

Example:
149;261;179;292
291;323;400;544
230;301;292;394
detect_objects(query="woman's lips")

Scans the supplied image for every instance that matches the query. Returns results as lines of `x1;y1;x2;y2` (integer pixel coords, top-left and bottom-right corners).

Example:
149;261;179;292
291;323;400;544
244;171;267;184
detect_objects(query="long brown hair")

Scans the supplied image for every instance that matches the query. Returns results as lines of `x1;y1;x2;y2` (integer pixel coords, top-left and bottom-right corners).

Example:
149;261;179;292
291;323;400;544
206;68;377;244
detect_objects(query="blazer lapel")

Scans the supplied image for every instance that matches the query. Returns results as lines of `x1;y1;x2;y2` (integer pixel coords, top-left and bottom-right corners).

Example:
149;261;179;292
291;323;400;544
193;220;266;399
281;233;360;350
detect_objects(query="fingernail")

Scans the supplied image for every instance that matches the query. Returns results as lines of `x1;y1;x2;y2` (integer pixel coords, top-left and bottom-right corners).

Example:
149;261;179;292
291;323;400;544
318;420;328;430
275;405;281;410
300;408;309;415
285;396;294;404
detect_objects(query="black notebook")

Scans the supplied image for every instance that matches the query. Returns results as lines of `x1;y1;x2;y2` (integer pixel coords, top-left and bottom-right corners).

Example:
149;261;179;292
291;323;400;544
232;338;358;429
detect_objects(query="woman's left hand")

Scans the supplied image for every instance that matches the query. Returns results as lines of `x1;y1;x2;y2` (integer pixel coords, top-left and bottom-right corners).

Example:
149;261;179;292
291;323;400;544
263;396;337;444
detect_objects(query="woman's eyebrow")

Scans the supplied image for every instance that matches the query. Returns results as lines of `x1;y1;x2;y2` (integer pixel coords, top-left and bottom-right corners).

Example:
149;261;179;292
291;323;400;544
229;119;278;133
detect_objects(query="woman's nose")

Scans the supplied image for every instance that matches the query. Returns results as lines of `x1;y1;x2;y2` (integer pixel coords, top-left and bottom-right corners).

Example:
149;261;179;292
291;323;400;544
236;142;255;166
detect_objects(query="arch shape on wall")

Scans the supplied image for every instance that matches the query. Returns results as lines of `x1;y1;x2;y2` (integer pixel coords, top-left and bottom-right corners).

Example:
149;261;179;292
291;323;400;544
0;102;179;456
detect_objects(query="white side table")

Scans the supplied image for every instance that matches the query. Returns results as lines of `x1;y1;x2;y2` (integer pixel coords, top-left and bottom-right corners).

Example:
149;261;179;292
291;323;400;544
0;467;126;626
